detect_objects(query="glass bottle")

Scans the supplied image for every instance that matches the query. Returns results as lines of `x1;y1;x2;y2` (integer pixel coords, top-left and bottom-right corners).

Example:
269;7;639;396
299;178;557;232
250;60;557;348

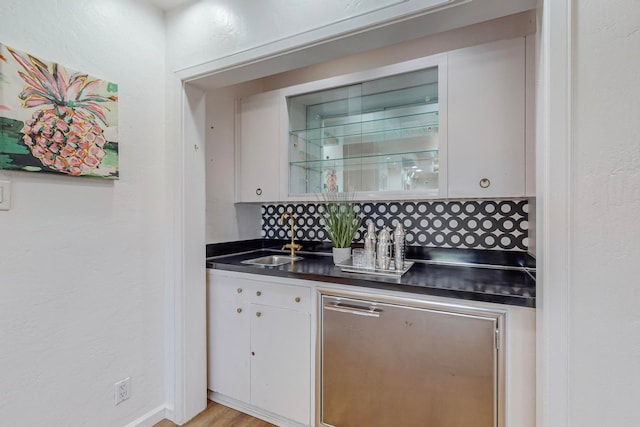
377;227;392;270
393;222;406;270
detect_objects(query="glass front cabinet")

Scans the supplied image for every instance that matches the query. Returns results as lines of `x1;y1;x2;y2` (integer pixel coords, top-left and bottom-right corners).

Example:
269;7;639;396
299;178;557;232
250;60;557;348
235;39;528;203
283;55;447;200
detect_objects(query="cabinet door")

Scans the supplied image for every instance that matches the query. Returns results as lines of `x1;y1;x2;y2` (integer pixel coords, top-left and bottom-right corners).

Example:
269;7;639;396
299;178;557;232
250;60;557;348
250;303;311;425
448;38;526;198
237;91;281;202
207;280;251;402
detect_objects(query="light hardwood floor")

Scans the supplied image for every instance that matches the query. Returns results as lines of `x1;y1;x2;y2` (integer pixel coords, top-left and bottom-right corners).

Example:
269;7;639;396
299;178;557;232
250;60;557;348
154;401;276;427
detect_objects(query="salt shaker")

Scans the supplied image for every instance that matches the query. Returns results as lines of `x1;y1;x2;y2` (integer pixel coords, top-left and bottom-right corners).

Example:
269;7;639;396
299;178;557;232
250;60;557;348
393;222;406;270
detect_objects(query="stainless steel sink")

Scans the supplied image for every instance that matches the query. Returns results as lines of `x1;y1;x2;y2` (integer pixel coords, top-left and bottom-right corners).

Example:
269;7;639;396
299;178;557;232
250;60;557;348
241;254;302;266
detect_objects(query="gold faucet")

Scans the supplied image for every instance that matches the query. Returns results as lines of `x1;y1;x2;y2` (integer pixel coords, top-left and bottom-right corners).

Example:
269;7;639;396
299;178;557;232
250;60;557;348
280;211;302;257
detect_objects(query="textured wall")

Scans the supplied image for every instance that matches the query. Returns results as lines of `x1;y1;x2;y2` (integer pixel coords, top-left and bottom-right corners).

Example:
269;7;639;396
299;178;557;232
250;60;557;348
165;0;454;72
166;0;537;88
205;82;263;244
569;1;640;425
0;1;167;425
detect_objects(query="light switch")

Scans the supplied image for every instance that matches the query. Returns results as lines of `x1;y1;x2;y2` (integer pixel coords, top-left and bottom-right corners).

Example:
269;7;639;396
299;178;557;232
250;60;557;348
0;180;11;210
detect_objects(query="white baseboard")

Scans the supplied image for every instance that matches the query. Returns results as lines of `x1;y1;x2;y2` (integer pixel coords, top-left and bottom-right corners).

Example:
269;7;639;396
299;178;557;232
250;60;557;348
208;391;308;427
125;405;169;427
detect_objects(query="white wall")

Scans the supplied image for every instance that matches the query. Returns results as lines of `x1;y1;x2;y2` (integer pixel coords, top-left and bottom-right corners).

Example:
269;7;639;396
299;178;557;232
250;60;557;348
205;82;263;243
262;11;535;91
166;0;537;88
164;0;491;74
538;0;640;425
0;1;168;425
569;1;640;425
165;0;436;71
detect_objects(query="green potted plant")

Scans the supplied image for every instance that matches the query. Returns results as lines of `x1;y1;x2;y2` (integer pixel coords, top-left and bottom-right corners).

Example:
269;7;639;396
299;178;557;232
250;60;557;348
320;191;362;264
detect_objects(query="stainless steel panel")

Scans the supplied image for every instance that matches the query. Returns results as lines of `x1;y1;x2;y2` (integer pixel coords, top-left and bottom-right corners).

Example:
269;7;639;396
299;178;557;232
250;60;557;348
321;295;498;427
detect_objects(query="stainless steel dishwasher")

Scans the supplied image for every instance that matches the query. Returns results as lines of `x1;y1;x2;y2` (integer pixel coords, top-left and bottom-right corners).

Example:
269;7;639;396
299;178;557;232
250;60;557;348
319;292;504;427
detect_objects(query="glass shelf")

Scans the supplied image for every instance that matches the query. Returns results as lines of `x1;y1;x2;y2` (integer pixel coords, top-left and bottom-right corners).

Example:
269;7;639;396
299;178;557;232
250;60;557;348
289;151;439;194
290;150;438;171
289;111;439;147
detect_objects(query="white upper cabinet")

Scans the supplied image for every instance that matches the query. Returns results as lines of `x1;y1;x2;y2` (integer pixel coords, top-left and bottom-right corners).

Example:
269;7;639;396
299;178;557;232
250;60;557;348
236;91;283;203
235;37;531;202
447;38;527;198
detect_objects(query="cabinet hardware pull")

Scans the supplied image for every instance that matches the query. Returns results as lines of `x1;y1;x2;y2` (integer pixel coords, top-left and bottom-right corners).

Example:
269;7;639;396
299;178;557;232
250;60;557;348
295;297;301;303
256;291;262;296
255;188;262;196
479;178;491;188
256;312;262;317
237;288;242;293
236;308;242;314
324;301;382;317
251;351;255;356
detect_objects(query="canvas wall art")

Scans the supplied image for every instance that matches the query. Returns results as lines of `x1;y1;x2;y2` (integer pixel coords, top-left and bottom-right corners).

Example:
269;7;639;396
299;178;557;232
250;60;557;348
0;43;118;179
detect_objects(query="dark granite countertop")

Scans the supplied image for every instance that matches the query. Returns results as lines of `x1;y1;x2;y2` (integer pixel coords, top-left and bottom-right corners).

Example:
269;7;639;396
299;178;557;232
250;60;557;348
206;239;536;308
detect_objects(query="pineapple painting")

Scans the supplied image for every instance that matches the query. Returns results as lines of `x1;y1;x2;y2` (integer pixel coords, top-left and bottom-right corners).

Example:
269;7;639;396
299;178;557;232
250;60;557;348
0;43;118;178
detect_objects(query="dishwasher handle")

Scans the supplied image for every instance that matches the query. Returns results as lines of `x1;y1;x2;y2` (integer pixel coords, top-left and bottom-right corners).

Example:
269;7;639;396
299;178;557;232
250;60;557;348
323;301;382;317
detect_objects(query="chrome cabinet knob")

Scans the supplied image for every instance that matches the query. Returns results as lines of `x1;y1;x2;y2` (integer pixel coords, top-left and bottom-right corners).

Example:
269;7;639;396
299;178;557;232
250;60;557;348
237;288;242;293
479;178;491;188
256;312;262;317
236;308;242;314
256;291;262;296
256;188;262;196
295;297;301;303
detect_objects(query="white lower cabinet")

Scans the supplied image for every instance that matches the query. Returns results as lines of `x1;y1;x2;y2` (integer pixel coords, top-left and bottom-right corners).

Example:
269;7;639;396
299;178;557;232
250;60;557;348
251;304;311;424
208;269;535;427
207;270;311;426
208;276;252;403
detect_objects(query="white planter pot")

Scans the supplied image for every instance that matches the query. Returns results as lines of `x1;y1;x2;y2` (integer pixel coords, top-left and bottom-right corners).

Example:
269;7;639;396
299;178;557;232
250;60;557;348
332;247;351;264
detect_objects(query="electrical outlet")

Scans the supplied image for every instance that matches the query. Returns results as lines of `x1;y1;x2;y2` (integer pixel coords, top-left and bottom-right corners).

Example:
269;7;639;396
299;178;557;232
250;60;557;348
114;377;131;405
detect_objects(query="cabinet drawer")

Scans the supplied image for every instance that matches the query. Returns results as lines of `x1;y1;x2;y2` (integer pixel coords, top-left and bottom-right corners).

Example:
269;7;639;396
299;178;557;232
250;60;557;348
249;282;311;313
210;277;259;304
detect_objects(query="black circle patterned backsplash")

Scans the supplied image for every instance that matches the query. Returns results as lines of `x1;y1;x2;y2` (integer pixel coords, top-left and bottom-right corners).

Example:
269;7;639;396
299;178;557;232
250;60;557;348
262;199;529;251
